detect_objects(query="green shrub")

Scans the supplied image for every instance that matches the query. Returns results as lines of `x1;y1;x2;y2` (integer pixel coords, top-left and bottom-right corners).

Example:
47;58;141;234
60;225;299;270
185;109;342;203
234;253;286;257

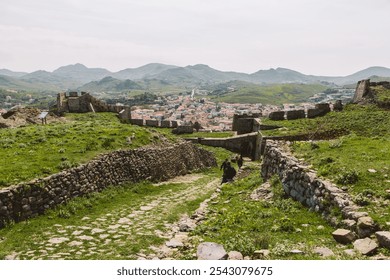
336;169;359;185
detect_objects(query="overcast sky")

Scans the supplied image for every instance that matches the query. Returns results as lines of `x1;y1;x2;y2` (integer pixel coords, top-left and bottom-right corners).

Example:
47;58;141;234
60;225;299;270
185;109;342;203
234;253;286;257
1;0;389;75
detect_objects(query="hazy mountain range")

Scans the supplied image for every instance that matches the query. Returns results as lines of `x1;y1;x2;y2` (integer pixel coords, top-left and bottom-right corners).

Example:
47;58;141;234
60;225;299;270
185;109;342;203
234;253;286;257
1;63;390;92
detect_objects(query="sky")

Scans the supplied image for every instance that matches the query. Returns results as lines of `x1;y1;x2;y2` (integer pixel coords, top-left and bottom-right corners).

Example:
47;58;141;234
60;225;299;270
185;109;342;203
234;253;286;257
1;0;389;76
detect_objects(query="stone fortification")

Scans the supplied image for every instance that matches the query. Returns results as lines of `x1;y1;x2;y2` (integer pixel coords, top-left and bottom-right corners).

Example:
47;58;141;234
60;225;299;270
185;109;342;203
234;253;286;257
0;142;216;228
186;132;262;160
57;92;131;120
268;102;336;121
261;141;378;238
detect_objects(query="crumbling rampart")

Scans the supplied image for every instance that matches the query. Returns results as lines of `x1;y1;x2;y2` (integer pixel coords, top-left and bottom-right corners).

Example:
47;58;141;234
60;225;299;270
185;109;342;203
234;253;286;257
261;140;378;238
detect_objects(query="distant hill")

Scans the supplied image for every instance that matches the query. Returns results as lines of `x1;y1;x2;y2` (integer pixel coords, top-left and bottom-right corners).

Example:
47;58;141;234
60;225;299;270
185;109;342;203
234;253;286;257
209;81;328;105
53;63;112;84
0;69;28;78
78;76;142;92
0;74;61;92
112;63;178;80
331;66;390;85
249;67;314;84
1;63;390;93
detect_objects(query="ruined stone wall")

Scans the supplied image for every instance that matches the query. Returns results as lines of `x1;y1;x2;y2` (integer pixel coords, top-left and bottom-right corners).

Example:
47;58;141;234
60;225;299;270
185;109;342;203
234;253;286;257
353;79;371;103
261;140;377;238
57;92;131;116
286;109;305;120
0;142;216;228
269;103;334;121
186;132;262;160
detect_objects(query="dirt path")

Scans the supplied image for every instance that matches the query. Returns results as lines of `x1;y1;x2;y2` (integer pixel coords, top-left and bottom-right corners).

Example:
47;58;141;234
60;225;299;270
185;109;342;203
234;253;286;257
7;174;220;260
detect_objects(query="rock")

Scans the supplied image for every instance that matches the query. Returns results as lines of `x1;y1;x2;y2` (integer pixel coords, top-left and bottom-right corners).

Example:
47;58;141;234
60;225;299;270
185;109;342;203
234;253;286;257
353;238;378;256
174;233;189;243
197;242;228;260
166;239;184;248
313;247;334;257
48;237;69;244
77;235;94;241
4;252;18;260
367;169;377;173
118;218;131;224
375;231;390;249
253;249;270;258
317;225;325;230
68;241;83;247
340;219;357;230
91;228;105;234
343;249;356;257
348;212;368;220
140;206;153;211
332;229;357;244
228;251;243;260
357;216;377;238
290;249;304;254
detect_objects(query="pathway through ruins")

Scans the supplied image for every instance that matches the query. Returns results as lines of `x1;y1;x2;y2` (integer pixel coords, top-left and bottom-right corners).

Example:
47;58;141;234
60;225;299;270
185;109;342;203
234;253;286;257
6;174;220;260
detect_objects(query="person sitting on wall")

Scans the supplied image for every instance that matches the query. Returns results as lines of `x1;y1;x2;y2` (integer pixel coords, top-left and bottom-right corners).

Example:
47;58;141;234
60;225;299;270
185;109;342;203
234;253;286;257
221;162;236;184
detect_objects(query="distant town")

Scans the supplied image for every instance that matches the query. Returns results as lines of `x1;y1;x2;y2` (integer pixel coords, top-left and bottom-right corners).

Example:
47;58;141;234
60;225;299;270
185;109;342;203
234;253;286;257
115;87;354;131
0;86;354;131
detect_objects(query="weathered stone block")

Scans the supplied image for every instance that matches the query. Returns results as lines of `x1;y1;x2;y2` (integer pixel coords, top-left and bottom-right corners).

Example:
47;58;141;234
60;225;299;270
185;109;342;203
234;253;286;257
268;111;285;121
228;251;243;260
197;242;228;260
286;110;305;120
357;216;377;238
353;238;378;255
375;231;390;249
145;119;159;127
332;228;357;244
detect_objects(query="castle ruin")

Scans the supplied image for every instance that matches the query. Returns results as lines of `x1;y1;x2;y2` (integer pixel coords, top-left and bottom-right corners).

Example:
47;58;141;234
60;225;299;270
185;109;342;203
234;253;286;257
56;92;131;120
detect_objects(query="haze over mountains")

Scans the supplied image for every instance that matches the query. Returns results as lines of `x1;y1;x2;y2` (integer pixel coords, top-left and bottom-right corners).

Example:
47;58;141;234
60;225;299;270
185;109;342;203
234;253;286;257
1;63;390;92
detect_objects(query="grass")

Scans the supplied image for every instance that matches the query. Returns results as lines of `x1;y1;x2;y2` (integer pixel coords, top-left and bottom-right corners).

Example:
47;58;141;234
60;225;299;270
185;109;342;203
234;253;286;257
0;112;158;188
210;83;327;105
188;168;361;260
291;135;390;228
372;85;390;106
261;104;390;137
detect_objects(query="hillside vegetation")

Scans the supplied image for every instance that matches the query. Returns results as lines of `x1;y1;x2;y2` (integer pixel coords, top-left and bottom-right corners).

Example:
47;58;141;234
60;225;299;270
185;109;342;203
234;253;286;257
263;103;390;230
0;113;160;187
261;104;390;137
210;83;327;105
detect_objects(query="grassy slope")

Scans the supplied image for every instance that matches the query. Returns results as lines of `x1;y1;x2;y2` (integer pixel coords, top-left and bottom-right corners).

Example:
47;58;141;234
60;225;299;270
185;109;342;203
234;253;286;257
210;83;327;105
190;168;353;260
0;113;155;187
291;135;390;228
261;104;390;137
262;104;390;229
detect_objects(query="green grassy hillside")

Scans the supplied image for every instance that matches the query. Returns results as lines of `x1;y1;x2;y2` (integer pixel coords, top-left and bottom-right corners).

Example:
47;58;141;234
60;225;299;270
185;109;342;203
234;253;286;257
0;113;156;187
209;82;327;104
261;104;390;137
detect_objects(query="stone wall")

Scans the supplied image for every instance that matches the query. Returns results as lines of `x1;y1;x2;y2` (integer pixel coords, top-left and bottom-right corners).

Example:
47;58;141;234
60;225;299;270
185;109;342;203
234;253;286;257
0;142;217;228
185;132;262;160
268;111;285;121
269;103;335;121
261;140;377;238
145;119;159;127
57;92;130;116
286;109;305;120
353;79;371;103
130;119;179;129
